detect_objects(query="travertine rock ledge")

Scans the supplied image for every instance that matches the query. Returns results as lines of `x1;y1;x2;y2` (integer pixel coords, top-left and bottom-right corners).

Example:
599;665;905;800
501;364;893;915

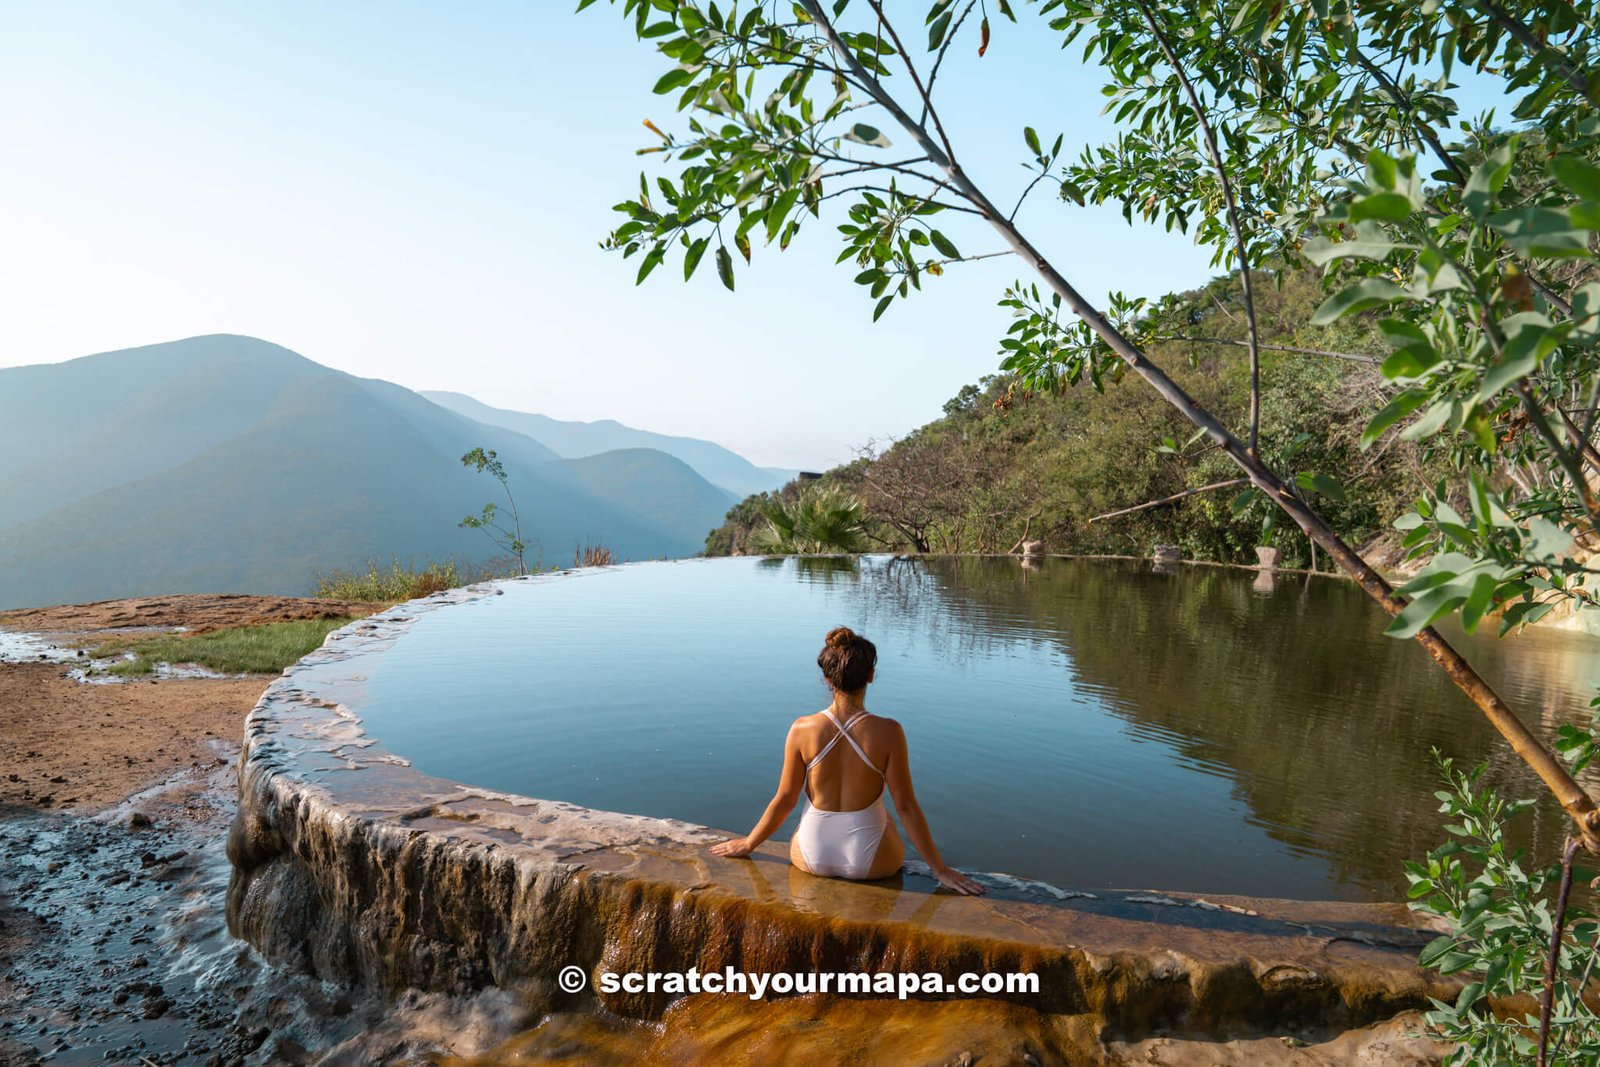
226;577;1456;1049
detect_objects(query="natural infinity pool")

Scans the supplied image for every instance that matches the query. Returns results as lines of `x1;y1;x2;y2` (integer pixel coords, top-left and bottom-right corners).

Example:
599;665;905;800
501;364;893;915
359;556;1600;902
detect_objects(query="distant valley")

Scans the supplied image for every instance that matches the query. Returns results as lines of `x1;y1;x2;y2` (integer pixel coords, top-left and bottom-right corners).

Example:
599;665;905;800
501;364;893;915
0;335;786;609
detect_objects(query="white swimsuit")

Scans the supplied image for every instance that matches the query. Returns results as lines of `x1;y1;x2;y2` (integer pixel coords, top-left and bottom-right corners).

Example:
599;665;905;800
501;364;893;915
793;710;892;880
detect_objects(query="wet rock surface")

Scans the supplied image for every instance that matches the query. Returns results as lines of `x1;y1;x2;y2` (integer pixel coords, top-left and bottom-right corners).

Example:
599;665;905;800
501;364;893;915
0;746;543;1066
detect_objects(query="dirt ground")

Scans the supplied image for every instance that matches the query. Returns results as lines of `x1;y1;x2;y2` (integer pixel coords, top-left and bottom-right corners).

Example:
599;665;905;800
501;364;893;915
0;663;268;812
0;594;386;813
0;593;386;635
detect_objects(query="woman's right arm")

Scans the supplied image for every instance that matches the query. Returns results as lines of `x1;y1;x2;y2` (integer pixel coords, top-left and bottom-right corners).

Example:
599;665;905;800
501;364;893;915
883;720;985;895
709;721;806;858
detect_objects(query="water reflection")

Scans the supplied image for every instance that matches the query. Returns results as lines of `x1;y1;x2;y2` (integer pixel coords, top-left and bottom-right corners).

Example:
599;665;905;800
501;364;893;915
362;556;1600;901
846;557;1598;897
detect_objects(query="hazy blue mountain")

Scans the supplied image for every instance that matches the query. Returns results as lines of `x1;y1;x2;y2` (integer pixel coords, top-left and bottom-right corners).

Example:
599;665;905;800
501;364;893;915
421;390;797;497
0;335;736;609
543;449;739;548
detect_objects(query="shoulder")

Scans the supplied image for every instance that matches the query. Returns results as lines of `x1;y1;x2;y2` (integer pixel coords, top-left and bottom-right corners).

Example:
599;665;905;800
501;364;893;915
787;713;824;736
867;715;905;740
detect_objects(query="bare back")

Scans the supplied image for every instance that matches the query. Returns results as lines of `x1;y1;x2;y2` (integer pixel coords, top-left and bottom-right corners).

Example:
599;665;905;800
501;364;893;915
796;710;896;812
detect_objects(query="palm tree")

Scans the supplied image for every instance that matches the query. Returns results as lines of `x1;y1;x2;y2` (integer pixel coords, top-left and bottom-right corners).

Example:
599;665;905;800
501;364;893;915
750;484;868;554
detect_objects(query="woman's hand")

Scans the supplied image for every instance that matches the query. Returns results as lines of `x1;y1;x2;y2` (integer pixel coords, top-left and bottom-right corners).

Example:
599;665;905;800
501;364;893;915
709;836;755;858
932;866;986;895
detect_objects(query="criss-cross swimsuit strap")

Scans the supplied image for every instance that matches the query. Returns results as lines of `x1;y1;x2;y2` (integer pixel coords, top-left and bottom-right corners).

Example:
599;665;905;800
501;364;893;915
805;710;885;778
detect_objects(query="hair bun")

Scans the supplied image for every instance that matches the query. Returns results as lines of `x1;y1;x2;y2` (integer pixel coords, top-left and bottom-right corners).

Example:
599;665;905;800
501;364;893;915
818;627;876;692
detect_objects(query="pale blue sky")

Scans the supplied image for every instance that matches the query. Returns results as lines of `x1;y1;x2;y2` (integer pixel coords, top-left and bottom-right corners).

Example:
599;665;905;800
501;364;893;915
3;3;1257;468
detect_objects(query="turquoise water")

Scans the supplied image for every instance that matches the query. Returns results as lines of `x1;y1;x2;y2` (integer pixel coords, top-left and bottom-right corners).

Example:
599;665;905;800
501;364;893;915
361;556;1600;901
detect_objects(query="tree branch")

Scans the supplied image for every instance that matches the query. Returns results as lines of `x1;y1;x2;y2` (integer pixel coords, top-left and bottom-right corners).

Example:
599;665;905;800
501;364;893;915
814;182;984;215
1519;381;1600;530
1134;0;1262;457
1152;335;1381;365
865;0;957;166
1346;43;1467;183
1009;168;1052;223
922;0;977;127
1473;0;1594;97
1088;479;1250;523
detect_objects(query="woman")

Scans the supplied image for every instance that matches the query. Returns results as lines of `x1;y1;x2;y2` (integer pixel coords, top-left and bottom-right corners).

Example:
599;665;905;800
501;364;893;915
709;626;985;895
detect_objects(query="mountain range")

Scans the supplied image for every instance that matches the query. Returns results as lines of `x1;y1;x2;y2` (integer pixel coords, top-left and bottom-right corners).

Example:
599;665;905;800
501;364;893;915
0;335;782;609
422;391;796;498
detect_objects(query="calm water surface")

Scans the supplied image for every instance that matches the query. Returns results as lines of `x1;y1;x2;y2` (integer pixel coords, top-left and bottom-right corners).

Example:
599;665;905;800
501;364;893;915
361;556;1600;901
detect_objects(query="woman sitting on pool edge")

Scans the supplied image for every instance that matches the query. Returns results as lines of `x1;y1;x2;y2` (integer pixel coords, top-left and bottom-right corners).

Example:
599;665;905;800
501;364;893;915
709;626;985;895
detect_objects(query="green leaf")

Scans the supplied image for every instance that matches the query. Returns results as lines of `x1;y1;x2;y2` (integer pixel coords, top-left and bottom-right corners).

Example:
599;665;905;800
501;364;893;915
843;123;892;148
1379;340;1442;379
765;189;800;244
1362;389;1429;447
683;237;709;280
1487;207;1591;258
715;245;735;291
1551;154;1600;201
928;9;953;49
929;230;960;259
1386;585;1468;639
1464;404;1496;453
1311;278;1407;325
652;68;695;94
1463;140;1517;218
1572;282;1600;341
1366;149;1399;192
1348;191;1416;222
1478;345;1542;400
1460;572;1498;634
1419;935;1458;969
1302;222;1408;265
1024;126;1041;156
1309;473;1346;501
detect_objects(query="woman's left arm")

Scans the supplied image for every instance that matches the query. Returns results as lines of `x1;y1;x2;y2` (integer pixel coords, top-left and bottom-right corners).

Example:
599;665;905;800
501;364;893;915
709;721;806;858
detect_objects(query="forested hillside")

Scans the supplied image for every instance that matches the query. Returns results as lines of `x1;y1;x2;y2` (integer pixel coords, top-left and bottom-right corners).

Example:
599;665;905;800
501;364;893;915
707;270;1440;569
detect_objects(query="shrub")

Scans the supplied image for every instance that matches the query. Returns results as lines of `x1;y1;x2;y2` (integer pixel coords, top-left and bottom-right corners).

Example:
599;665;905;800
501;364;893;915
310;557;502;601
1407;750;1600;1064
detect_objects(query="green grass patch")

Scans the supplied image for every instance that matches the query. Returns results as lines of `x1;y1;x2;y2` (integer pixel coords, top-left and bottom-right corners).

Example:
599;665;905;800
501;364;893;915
310;556;512;601
90;617;356;676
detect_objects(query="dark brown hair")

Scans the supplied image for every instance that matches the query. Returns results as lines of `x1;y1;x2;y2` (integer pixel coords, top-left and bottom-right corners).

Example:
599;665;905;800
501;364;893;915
818;626;876;693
